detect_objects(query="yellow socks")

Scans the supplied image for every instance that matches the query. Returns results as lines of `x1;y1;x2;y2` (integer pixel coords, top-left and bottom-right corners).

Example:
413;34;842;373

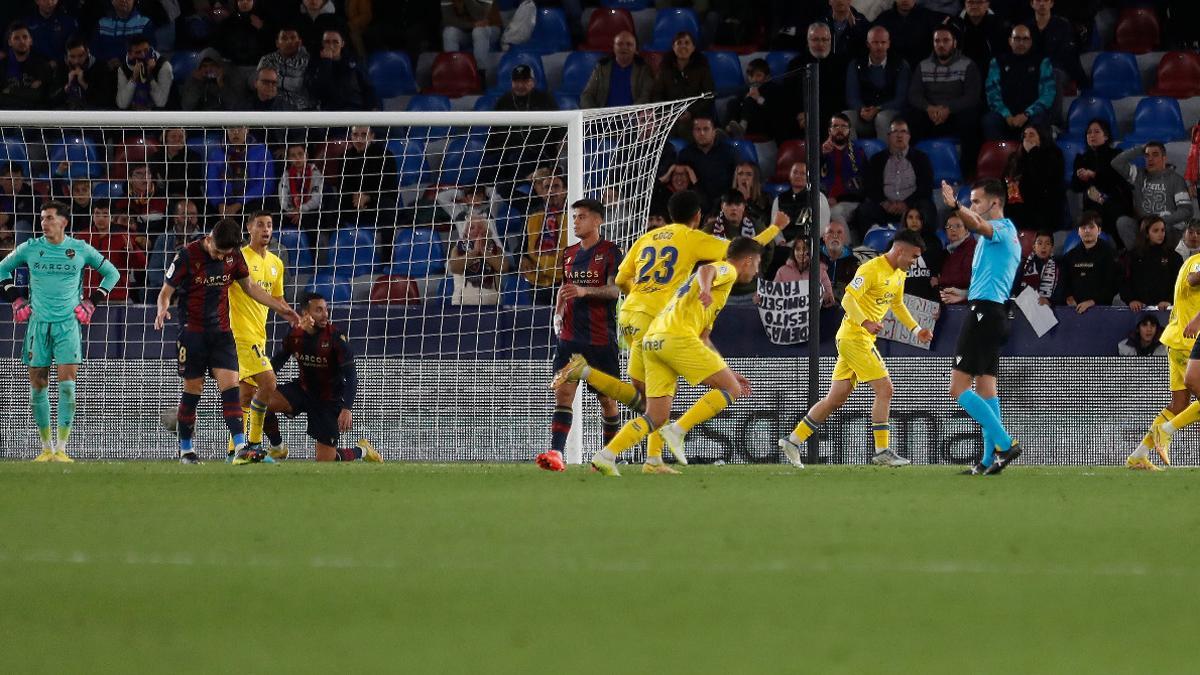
1143;408;1174;445
585;368;645;412
605;415;656;456
647;431;664;460
676;390;733;433
247;400;267;445
789;414;821;444
872;422;890;452
1164;402;1200;434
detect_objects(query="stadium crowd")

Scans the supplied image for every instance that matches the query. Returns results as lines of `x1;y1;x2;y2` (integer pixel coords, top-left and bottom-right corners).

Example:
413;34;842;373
0;0;1198;328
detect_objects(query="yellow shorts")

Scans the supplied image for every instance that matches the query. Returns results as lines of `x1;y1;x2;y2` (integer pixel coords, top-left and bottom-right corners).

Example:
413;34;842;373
831;337;888;386
236;339;272;384
1168;346;1190;391
620;310;654;384
641;333;727;398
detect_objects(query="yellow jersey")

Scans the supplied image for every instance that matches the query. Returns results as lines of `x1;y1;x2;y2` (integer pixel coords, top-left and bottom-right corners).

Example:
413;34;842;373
616;223;779;318
1160;253;1200;351
836;254;917;342
646;262;738;339
229;245;285;346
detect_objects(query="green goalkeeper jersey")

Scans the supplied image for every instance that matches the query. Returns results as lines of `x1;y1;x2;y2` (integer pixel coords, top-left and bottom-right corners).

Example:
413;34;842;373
0;236;119;322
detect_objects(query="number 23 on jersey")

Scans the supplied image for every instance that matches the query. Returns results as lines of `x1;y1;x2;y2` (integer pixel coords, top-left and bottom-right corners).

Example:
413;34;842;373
636;245;679;284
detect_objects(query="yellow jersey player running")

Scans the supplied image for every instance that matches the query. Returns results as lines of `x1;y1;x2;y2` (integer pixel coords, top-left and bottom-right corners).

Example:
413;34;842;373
779;230;933;469
1129;251;1200;469
553;190;784;472
228;211;287;462
590;237;763;476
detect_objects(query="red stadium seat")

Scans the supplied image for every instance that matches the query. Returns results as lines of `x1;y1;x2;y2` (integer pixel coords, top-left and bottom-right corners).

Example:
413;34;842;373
1111;7;1160;54
583;8;635;51
429;52;481;98
1148;51;1200;98
975;141;1018;181
772;139;807;182
315;139;350;184
370;275;422;304
110;134;161;180
640;50;665;76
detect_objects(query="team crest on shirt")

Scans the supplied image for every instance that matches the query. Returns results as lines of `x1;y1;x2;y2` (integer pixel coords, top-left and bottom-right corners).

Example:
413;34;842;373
321;342;330;349
225;256;234;263
65;249;75;259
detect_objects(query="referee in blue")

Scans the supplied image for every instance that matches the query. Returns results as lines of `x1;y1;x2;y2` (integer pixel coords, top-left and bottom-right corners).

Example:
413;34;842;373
939;179;1024;475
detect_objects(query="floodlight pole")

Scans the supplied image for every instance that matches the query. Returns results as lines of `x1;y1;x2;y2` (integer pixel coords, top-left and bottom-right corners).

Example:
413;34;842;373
804;63;822;466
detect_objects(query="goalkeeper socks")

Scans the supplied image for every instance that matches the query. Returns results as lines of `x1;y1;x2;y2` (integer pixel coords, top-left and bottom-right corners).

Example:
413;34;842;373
602;414;621;445
1162;401;1200;435
605;414;656;455
550;405;572;453
676;390;734;433
957;391;1011;465
220;387;246;448
247;398;268;444
335;446;363;461
647;431;664;460
789;414;821;446
177;391;201;452
583;368;644;412
264;412;283;447
872;421;890;452
31;386;51;451
57;380;76;452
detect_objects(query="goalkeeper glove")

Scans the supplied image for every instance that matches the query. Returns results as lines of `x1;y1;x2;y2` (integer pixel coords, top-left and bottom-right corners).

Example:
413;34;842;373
75;299;96;325
12;297;31;323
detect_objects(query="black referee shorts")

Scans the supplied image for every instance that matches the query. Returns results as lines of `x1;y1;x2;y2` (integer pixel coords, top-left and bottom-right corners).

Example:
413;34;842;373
953;300;1011;377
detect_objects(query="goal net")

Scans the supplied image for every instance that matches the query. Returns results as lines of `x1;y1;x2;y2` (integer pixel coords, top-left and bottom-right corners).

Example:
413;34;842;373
0;102;697;461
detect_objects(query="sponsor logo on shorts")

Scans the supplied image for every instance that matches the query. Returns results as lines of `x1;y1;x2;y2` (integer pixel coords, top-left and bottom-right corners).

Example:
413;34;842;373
643;339;664;351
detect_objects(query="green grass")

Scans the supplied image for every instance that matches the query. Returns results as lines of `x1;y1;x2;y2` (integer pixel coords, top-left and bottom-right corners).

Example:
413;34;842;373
1;462;1197;674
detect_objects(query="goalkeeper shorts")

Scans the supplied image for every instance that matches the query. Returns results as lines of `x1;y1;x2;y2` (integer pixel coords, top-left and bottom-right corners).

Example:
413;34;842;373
22;318;82;367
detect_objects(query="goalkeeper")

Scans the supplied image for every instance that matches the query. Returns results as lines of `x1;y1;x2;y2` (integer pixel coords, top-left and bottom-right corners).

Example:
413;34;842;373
0;200;120;462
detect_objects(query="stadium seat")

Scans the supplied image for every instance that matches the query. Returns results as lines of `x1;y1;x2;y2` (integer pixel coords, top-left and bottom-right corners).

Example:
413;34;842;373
368;51;419;98
729;139;758;165
314;138;349;181
554;93;580;110
0;137;31;176
762;182;789;198
1062;230;1114;253
915;139;962;184
1123;96;1187;145
276;229;315;271
92;182;125;199
773;139;807;182
584;8;636;51
329;228;379;279
500;272;535;306
48;136;102;179
668;137;687;154
307;272;353;303
168;51;204;83
1088;52;1142;99
489;52;547;93
703;50;745;97
405;95;453;140
1112;7;1160;54
640;50;665;75
765;51;800;80
857;138;886;159
1066;95;1117;140
1056;138;1085;183
647;8;701;51
974;141;1018;181
472;93;501;111
601;0;651;9
384;138;432;187
390;227;447;277
369;275;422;304
428;52;481;98
438;137;486;186
519;7;573;54
559;51;605;97
1017;229;1038;258
863;226;897;253
1148;51;1200;98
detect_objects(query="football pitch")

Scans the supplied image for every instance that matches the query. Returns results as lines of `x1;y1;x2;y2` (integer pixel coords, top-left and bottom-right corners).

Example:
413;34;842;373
1;462;1196;674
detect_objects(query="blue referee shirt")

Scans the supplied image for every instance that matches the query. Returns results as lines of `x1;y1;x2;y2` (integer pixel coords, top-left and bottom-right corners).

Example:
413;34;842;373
967;217;1021;303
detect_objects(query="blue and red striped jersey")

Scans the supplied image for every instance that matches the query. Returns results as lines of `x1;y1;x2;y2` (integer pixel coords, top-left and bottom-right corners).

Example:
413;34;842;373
165;239;249;333
559;239;622;346
272;322;358;408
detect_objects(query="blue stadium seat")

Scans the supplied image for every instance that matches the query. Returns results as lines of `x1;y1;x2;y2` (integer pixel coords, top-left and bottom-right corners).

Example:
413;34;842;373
601;0;652;9
915;138;962;184
519;7;572;54
705;51;745;96
0;137;29;173
863;226;898;253
384;138;433;187
1057;139;1085;183
368;51;419;98
1088;52;1142;99
276;229;315;271
559;51;605;97
329;228;379;278
1062;230;1114;253
405;95;453;140
668;137;687;153
92;181;125;199
1066;95;1117;140
1123;96;1187;145
857;138;886;159
647;8;702;51
438;137;486;186
730;139;758;165
501;272;535;306
48;136;102;179
554;93;580;110
472;93;501;111
431;275;453;304
169;51;204;83
763;182;790;198
765;51;800;79
308;272;354;303
489;52;547;94
389;227;447;277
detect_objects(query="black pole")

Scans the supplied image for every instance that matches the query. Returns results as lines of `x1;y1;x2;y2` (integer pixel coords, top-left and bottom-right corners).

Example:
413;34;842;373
804;63;821;465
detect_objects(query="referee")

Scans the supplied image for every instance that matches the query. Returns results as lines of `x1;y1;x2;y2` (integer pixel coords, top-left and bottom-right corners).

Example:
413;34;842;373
939;179;1024;475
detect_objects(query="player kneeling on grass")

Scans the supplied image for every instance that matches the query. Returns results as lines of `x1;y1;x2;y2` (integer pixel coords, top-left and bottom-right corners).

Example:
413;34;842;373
260;292;381;463
779;230;932;469
590;237;762;476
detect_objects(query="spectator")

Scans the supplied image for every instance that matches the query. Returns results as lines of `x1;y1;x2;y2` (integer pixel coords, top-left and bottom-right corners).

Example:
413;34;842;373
953;0;1011;78
1121;216;1182;312
25;0;78;68
278;142;324;246
1177;220;1200;259
852;117;934;237
1002;123;1063;232
581;31;652;110
520;174;567;305
650;32;715;137
116;36;172;110
92;0;156;67
449;212;508;305
295;0;350;58
770;160;831;255
1027;0;1087;89
493;64;557;112
819;0;870;59
902;205;944;301
677;116;738;211
434;184;492;243
821;113;869;225
339;125;400;230
724;58;778;140
981;24;1053;141
938;213;976;301
511;166;554;216
1071;118;1130;244
844;25;911;139
1112;142;1195;250
77;201;146;303
1060;211;1119;312
481;64;560;189
1117;314;1167;357
1012;230;1058;304
651;163;698;219
0;162;36;246
114;163;168;240
872;0;948;68
907;26;982;167
731;161;771;224
820;219;860;301
68;178;94;225
704;189;773;248
159;127;205;199
0;22;54;110
216;0;275;69
179;53;237;111
853;0;892;21
773;237;836;308
49;38;114;110
146;198;204;292
781;23;849;140
257;26;312;110
307;29;376;111
233;65;293;112
206;125;275;217
441;0;501;82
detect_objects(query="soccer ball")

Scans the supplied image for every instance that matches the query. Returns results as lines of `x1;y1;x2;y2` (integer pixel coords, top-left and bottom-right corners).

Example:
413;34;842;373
161;409;178;432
